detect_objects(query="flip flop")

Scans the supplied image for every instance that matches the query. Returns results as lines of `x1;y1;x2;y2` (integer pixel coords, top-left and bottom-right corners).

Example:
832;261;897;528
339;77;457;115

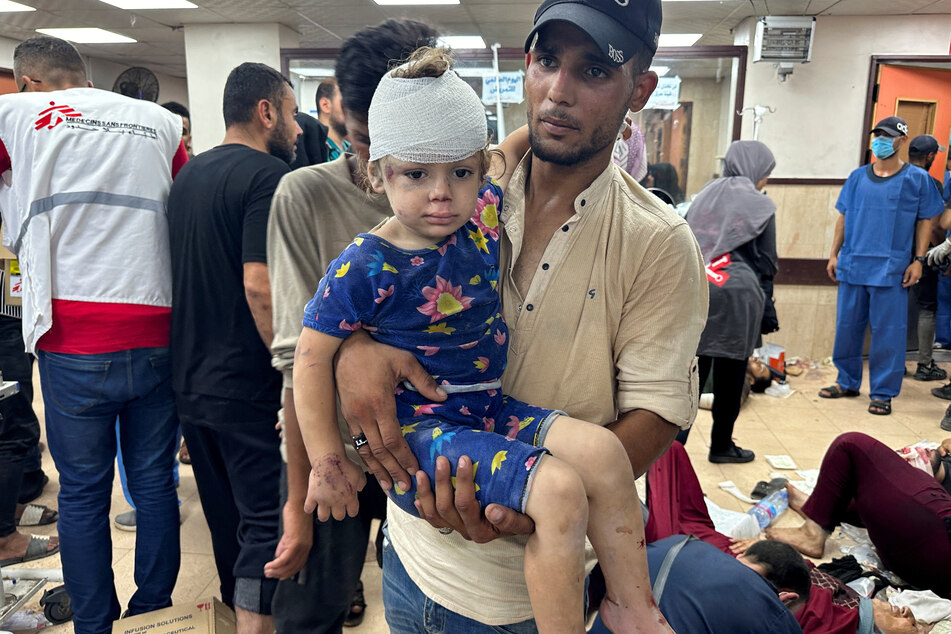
15;503;58;527
818;385;860;399
868;399;891;416
0;534;59;566
750;477;788;500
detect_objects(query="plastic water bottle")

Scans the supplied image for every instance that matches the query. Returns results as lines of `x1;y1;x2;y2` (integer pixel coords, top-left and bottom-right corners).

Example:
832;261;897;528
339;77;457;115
747;490;789;530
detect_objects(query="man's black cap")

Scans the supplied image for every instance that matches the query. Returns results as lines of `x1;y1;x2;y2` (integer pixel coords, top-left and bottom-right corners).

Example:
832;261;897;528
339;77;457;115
909;134;947;157
524;0;663;67
870;116;909;138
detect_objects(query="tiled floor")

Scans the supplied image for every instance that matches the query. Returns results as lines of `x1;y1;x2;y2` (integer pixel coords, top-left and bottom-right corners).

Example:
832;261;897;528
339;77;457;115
7;354;950;632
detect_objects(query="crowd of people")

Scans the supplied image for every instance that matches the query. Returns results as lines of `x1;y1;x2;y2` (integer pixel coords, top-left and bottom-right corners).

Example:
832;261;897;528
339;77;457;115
0;0;949;632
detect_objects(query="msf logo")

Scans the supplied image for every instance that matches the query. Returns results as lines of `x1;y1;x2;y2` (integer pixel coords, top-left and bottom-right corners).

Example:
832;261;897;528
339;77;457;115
35;102;82;130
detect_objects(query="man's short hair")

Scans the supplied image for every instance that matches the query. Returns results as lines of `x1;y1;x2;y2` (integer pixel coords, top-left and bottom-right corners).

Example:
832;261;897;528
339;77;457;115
335;19;439;117
745;540;812;602
222;62;293;128
315;78;337;107
13;36;87;87
161;101;191;121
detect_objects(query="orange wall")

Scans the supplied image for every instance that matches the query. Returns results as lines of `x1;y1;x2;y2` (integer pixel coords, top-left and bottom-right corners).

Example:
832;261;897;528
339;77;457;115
875;65;951;181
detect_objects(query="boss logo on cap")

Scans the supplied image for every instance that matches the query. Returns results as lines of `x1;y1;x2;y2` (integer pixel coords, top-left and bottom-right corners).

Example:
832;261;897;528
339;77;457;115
608;43;624;63
897;122;908;134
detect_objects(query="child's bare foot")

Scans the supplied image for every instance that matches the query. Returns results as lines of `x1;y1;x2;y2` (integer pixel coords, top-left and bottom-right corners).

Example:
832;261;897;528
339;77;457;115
599;593;674;634
765;519;827;558
785;482;809;515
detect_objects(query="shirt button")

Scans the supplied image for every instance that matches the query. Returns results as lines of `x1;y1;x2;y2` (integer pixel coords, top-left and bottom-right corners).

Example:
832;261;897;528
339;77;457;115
526;304;534;311
517;304;522;312
542;263;549;270
580;199;586;207
562;225;569;232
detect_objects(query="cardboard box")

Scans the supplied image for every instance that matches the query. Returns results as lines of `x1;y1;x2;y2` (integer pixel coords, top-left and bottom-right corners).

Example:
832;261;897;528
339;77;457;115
3;258;21;307
111;598;235;634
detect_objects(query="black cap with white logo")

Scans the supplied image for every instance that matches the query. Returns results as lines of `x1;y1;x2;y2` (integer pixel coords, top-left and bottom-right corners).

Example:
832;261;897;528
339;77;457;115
524;0;664;67
870;116;909;138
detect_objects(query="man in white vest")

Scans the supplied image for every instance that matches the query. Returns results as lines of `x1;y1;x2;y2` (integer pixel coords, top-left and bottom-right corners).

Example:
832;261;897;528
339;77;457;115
0;36;187;634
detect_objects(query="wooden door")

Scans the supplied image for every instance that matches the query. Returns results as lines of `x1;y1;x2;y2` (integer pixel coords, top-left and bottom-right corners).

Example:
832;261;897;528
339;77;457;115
895;99;937;163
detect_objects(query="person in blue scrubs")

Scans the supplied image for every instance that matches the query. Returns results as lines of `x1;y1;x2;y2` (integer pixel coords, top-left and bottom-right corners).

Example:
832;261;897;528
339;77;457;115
820;116;944;415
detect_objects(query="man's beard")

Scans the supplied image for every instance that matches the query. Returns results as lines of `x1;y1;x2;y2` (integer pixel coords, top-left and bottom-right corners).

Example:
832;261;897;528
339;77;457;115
267;113;297;164
527;104;627;167
331;118;348;140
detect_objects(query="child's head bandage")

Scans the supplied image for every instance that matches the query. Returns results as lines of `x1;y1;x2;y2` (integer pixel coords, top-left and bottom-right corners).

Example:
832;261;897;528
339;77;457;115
368;67;487;164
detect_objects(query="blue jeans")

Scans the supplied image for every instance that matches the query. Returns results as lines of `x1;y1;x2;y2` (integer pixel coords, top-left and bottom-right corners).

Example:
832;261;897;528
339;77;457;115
37;348;180;634
381;524;539;634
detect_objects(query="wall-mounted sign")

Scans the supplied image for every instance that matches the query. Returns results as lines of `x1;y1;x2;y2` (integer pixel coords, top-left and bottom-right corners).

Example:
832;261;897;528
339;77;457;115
482;72;524;104
645;76;681;110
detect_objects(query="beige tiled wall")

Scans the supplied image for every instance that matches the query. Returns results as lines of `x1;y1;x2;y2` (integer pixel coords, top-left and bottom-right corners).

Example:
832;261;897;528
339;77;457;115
761;184;842;360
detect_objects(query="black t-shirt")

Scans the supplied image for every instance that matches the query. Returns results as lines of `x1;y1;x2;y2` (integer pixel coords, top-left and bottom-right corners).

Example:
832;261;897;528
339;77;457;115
167;144;288;419
289;113;328;170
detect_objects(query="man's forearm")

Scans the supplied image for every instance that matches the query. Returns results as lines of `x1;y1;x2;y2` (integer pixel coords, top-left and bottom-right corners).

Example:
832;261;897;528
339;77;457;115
282;387;311;506
606;408;679;478
916;218;934;257
830;214;845;257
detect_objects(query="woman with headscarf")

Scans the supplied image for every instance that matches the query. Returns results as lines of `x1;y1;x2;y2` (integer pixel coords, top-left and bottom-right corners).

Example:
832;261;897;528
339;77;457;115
679;140;778;463
642;162;685;205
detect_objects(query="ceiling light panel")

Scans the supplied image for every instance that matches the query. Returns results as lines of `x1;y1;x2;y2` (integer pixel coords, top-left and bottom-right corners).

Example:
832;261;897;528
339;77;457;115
374;0;459;4
96;0;197;8
36;28;137;43
0;0;34;11
438;35;487;49
658;33;702;47
650;65;670;76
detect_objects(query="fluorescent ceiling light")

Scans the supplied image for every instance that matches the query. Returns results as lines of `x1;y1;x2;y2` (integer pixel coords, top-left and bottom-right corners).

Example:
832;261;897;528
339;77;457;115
375;0;458;4
658;33;702;47
292;67;335;77
36;28;136;43
650;65;670;76
0;1;34;11
96;0;197;7
438;35;486;49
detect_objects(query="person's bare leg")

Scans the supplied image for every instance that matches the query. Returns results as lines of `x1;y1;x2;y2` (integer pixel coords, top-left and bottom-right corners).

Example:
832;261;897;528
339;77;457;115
765;520;827;559
523;456;588;633
785;482;809;516
235;607;274;634
542;418;672;634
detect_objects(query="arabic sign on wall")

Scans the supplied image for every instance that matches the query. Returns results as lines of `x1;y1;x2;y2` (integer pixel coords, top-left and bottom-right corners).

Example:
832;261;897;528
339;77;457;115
645;76;681;110
482;72;524;104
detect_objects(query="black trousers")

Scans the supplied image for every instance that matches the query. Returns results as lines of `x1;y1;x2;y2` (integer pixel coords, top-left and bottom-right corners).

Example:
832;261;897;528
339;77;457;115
272;467;387;633
0;315;40;536
677;355;748;454
181;417;282;610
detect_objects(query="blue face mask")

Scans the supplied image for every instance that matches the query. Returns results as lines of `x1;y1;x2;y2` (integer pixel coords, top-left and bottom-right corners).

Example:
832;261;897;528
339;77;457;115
871;136;897;160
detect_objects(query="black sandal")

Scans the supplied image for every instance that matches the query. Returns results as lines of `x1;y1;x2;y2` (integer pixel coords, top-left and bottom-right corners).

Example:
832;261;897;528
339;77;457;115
868;399;891;416
344;579;366;627
818;384;860;399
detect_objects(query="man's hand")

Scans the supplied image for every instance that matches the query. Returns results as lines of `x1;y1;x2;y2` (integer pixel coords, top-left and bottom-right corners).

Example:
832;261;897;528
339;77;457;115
903;260;923;288
413;455;535;543
826;254;838;283
264;501;314;580
335;330;445;492
927;239;951;266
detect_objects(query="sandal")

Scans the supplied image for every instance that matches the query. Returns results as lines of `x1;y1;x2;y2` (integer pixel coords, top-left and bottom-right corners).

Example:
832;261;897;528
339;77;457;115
868;399;891;416
750;477;787;500
344;579;366;627
818;384;860;399
15;503;58;527
0;534;60;566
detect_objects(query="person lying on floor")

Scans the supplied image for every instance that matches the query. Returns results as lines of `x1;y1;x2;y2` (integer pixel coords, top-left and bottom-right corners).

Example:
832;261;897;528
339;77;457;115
621;440;937;634
763;432;951;600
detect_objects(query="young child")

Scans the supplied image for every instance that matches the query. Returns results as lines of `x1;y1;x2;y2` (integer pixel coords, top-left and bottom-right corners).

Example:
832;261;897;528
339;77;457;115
293;47;672;634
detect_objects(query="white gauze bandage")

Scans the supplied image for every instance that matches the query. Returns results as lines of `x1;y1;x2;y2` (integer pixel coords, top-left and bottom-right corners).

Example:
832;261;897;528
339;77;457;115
368;67;487;163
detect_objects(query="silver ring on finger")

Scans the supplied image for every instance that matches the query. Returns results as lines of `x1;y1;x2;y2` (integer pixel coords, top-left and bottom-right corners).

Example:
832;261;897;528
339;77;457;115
438;527;454;535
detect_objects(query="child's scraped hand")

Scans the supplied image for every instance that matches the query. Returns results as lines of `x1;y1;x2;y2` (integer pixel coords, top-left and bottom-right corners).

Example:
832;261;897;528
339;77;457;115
305;452;367;522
